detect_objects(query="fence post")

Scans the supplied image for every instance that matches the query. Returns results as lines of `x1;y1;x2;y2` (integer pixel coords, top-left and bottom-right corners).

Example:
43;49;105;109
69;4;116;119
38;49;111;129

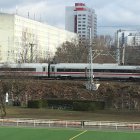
115;123;118;130
34;120;36;127
17;119;18;126
132;124;135;131
81;121;84;128
99;122;102;129
2;119;3;126
49;120;50;127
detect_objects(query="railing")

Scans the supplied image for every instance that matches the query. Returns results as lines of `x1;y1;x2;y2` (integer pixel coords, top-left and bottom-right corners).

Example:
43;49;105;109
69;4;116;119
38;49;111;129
0;118;140;131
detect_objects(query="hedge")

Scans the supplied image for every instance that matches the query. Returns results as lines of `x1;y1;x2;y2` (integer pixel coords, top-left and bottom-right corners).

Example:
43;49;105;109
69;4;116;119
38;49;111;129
73;101;105;111
28;100;48;108
27;99;105;110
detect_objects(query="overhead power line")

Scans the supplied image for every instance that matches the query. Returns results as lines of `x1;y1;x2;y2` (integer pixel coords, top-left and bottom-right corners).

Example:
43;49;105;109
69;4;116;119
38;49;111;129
98;25;140;28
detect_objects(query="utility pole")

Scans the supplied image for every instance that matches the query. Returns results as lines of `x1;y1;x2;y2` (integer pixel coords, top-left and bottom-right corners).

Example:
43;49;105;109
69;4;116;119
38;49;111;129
116;29;121;65
122;44;125;65
29;43;36;63
89;28;94;84
85;27;100;91
7;37;10;63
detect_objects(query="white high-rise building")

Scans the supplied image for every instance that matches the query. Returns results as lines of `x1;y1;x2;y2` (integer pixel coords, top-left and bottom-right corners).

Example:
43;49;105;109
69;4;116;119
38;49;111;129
0;13;77;63
65;3;97;40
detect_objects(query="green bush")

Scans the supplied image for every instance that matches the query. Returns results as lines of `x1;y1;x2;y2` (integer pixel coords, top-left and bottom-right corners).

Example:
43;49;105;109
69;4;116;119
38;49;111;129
28;100;48;108
41;100;48;108
27;99;105;111
88;103;96;111
47;99;73;106
73;101;105;111
73;102;89;111
95;101;105;110
28;100;41;108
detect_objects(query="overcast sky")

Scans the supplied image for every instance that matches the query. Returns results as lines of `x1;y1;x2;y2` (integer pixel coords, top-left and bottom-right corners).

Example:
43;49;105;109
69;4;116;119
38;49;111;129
1;0;140;35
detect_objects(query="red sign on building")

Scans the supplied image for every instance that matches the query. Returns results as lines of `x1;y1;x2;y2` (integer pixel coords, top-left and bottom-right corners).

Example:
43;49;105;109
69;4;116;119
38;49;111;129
75;3;85;6
74;7;87;11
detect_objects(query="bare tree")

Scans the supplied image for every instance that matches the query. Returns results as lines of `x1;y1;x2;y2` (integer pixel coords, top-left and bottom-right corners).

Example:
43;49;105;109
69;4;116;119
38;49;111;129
53;39;88;63
93;36;116;63
18;28;39;63
124;46;140;65
53;37;116;63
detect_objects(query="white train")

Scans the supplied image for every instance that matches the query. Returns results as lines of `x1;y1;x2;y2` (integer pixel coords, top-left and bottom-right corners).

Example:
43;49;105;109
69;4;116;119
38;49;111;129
0;63;140;80
49;63;140;80
0;63;48;78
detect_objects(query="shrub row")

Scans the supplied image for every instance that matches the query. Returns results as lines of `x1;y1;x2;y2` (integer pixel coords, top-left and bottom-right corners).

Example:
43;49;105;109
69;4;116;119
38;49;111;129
73;101;105;111
28;100;48;108
27;99;105;111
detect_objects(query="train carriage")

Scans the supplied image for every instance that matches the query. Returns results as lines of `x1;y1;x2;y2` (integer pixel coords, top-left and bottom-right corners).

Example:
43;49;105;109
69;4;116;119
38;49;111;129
49;63;140;80
0;63;49;78
0;63;139;80
49;63;89;79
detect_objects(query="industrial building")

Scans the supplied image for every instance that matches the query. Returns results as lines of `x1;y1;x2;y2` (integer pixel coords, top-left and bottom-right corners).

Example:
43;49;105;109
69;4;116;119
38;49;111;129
0;13;77;63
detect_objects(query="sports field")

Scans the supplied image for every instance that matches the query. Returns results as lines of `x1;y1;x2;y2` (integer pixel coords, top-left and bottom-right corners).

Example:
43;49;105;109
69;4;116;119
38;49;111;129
0;127;140;140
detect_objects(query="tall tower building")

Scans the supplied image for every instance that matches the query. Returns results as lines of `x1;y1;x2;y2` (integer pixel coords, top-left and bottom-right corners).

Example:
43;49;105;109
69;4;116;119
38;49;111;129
65;3;97;40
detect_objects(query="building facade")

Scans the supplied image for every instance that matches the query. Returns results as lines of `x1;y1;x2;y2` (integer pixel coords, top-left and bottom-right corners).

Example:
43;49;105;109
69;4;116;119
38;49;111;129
115;29;140;47
65;3;97;40
125;33;140;46
0;13;77;63
115;29;140;65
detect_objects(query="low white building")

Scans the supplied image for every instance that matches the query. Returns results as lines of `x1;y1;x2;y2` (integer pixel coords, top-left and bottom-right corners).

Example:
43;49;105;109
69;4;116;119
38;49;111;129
0;13;77;63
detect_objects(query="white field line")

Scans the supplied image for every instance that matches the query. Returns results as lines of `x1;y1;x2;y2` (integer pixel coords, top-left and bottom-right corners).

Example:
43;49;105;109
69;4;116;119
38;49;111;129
69;130;87;140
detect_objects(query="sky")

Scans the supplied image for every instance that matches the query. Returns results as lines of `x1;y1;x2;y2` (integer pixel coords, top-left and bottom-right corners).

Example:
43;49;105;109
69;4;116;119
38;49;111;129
1;0;140;36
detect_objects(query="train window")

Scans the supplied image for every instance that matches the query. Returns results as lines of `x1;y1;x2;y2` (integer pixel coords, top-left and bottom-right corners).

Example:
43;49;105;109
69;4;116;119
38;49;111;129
65;69;72;72
70;69;85;72
57;68;64;72
51;67;55;72
93;69;140;73
43;67;45;72
0;68;35;71
93;69;101;72
135;70;140;73
57;68;85;72
0;68;10;71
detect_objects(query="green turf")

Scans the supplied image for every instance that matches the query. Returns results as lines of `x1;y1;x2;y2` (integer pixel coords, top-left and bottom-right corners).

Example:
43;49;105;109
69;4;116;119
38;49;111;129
75;131;140;140
0;127;80;140
0;127;140;140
